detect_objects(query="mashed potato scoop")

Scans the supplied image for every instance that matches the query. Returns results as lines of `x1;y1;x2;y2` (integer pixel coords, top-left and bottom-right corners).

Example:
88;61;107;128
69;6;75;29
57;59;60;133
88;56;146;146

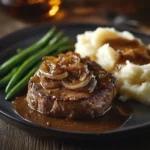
75;27;150;105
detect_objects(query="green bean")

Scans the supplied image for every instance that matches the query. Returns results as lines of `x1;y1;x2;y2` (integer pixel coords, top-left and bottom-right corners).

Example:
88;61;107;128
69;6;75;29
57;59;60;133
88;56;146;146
53;44;75;56
57;44;74;53
17;48;22;53
5;41;73;99
0;27;56;75
0;67;18;88
5;64;40;100
5;33;69;93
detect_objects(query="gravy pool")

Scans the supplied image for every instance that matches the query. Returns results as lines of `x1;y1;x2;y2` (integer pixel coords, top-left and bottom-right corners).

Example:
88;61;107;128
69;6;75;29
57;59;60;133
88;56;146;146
13;96;132;132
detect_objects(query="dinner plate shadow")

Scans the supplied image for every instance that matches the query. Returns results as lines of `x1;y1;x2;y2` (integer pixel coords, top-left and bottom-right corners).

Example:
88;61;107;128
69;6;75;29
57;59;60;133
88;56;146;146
1;24;150;141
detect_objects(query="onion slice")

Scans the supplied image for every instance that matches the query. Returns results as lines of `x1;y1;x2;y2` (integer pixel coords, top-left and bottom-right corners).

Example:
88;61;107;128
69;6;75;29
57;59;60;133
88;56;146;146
73;75;97;93
62;73;92;89
87;75;97;93
39;69;68;80
40;77;60;89
79;71;89;81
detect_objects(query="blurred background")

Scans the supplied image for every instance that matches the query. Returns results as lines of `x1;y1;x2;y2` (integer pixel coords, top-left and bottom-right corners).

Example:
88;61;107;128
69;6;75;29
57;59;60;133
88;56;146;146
0;0;150;37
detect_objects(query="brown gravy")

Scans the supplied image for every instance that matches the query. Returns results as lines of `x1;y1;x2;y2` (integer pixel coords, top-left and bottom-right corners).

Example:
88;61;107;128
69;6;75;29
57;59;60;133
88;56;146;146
105;38;150;66
13;96;132;132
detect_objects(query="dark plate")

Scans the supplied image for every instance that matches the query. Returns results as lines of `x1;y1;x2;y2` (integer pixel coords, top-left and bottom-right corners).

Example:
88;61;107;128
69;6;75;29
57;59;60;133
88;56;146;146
1;24;150;140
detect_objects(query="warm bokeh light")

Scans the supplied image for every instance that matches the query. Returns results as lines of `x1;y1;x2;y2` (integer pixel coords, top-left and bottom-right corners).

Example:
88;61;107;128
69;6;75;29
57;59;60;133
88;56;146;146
48;5;59;16
48;0;61;17
11;0;63;19
55;11;66;20
48;0;61;6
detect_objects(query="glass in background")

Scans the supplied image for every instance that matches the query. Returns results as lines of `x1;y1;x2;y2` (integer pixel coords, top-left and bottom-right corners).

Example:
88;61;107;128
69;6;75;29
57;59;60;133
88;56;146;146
0;0;62;20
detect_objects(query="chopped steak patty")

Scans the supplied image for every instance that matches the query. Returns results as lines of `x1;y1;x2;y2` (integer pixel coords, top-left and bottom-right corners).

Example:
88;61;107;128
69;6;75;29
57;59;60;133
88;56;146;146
26;53;116;119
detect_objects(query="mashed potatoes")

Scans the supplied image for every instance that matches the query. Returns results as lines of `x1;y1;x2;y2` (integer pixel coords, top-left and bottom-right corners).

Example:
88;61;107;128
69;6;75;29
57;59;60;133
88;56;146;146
75;27;150;105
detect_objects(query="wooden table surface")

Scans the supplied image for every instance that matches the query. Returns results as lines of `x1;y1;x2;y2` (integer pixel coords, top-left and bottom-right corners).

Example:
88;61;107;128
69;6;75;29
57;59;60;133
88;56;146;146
1;5;150;150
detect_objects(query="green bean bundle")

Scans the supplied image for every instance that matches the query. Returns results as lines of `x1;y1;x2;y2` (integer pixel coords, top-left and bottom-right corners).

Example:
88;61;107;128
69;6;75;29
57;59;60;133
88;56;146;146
1;27;74;100
0;27;56;75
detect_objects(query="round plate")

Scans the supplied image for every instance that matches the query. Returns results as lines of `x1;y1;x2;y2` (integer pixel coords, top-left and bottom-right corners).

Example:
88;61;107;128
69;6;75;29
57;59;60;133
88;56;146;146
1;24;150;140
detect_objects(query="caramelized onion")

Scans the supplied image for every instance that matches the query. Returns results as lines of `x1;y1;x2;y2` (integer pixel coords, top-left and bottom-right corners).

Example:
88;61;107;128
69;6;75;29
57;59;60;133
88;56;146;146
40;62;49;72
42;56;56;61
36;70;41;77
37;52;97;92
79;71;89;81
39;69;68;80
71;75;97;93
40;76;60;89
58;52;80;66
86;75;97;93
62;63;88;72
62;73;92;89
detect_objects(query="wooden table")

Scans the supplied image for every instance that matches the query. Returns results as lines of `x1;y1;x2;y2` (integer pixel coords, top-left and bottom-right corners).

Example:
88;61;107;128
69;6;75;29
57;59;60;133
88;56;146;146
1;6;150;150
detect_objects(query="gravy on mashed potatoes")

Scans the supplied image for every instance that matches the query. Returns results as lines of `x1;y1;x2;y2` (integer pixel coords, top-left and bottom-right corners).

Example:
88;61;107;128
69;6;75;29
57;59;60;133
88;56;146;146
75;27;150;105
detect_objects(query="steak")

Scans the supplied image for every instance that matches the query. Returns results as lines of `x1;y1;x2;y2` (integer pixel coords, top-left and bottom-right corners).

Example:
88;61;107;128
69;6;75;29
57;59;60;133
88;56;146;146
26;53;116;119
